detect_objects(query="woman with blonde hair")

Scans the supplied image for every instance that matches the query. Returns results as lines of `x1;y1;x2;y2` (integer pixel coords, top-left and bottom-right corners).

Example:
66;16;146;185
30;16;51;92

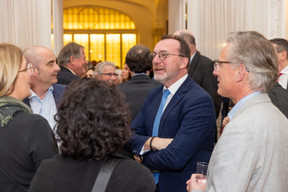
0;43;57;192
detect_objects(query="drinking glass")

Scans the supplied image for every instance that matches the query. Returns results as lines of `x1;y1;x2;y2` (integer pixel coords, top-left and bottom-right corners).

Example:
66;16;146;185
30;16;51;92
196;162;208;184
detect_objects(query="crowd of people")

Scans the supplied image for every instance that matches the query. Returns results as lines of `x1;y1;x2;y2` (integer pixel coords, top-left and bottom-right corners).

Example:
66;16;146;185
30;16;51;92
0;29;287;192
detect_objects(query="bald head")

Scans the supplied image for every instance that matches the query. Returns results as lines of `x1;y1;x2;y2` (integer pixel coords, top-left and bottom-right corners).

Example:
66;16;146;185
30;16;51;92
23;46;59;92
23;46;54;67
173;30;196;56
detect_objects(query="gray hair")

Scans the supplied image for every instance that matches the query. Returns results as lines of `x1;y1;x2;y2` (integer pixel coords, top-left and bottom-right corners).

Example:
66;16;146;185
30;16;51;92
95;61;116;74
177;30;196;46
226;31;278;92
57;42;84;66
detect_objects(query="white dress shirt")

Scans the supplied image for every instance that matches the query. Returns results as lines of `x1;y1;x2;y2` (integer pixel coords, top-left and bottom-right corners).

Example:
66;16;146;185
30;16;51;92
279;65;288;89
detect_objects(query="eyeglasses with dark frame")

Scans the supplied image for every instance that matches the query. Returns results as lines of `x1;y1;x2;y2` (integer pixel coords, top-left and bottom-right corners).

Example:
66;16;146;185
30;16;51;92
150;50;185;61
18;63;34;74
100;73;118;77
213;59;232;70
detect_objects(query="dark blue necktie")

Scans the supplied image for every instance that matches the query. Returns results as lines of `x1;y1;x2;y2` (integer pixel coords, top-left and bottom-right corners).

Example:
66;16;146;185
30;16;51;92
152;89;170;183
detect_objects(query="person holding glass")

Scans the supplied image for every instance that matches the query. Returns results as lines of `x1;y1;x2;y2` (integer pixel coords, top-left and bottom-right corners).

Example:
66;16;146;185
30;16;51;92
29;78;155;192
187;31;288;192
0;43;57;192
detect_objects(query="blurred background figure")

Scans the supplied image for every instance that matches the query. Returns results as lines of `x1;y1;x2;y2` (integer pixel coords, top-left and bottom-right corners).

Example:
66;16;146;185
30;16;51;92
0;43;57;191
30;78;155;192
85;68;95;78
174;30;221;118
83;62;96;78
95;61;118;84
270;38;288;89
118;44;161;120
57;42;88;85
120;64;132;83
174;30;221;142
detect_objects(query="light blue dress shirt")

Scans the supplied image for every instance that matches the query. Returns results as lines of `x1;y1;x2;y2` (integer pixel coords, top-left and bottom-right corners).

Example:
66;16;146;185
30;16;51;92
29;86;57;131
228;91;261;120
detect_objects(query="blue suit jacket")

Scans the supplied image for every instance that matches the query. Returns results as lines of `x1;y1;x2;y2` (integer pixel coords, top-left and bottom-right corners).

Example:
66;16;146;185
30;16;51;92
23;84;66;109
125;76;215;192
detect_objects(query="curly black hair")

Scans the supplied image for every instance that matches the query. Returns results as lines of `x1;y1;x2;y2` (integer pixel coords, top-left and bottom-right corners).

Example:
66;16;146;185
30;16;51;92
56;78;132;160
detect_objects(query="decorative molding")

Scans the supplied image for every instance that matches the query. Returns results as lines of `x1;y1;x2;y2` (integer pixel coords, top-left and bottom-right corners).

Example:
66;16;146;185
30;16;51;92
267;0;282;39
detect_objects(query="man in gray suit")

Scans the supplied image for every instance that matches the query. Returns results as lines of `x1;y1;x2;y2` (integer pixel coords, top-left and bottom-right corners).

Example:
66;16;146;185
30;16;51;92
187;31;288;192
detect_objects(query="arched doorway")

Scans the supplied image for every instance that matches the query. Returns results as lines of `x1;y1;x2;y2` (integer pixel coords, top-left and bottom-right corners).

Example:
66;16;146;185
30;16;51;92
62;6;137;68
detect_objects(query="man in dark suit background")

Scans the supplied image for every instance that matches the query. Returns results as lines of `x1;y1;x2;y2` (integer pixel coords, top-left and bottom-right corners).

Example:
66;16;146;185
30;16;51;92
125;35;215;192
118;44;162;119
174;30;221;142
23;46;66;130
57;42;88;85
268;82;288;118
174;30;221;118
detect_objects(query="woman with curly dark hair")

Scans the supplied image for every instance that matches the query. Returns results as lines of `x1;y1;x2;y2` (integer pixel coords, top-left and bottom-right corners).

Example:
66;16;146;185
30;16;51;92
30;78;155;192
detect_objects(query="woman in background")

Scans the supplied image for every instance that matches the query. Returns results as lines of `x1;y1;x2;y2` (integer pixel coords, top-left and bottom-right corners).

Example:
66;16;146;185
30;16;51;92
30;78;155;192
120;63;131;83
0;43;57;192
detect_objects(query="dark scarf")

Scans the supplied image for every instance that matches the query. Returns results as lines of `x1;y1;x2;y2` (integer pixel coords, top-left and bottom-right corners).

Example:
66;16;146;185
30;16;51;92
0;96;32;127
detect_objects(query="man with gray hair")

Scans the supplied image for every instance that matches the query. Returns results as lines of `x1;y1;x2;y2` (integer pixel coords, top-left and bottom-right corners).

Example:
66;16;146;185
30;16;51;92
57;42;88;85
95;61;118;84
187;31;288;192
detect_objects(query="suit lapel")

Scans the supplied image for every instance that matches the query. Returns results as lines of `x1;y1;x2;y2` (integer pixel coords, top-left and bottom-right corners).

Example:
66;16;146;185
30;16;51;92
158;77;191;135
189;51;200;75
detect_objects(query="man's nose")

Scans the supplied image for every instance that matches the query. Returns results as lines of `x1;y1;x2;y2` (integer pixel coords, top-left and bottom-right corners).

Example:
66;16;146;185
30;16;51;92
55;63;60;71
213;68;218;76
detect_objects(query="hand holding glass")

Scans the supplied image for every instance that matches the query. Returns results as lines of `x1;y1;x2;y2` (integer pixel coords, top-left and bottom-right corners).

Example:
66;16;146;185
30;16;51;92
196;162;208;184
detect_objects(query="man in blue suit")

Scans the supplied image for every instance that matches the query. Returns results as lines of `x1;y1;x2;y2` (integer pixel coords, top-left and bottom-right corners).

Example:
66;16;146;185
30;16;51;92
23;46;66;131
125;35;215;192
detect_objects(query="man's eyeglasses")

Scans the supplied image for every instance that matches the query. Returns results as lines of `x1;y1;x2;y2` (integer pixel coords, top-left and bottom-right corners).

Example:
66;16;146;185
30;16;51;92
101;73;118;77
213;60;232;70
18;63;34;74
150;50;185;61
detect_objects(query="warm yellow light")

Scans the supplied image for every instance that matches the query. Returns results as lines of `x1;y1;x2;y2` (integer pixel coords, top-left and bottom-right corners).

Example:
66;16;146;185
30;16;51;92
122;34;136;67
106;34;121;67
74;34;89;59
61;7;137;64
90;34;105;62
63;7;136;30
64;34;72;45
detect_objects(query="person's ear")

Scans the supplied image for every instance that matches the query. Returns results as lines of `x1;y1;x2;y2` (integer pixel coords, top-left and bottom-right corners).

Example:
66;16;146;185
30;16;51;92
280;51;287;61
32;65;39;76
180;57;189;69
235;64;247;82
70;55;76;65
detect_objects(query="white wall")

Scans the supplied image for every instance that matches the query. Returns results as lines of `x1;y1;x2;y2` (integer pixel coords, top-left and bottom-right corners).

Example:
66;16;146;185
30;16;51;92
169;0;287;60
0;0;52;50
